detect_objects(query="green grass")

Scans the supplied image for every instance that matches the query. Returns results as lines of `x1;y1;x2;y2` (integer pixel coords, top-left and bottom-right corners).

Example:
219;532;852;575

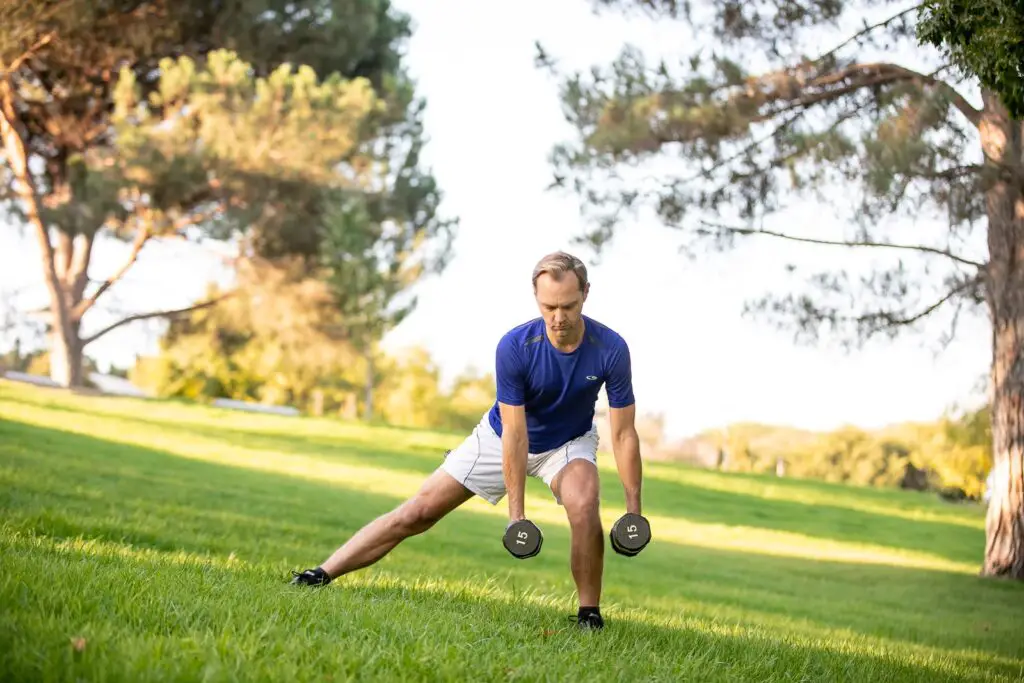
1;379;1022;682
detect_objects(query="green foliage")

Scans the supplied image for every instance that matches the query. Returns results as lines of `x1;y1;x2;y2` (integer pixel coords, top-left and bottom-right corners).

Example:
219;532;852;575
1;0;454;385
700;405;993;499
372;347;445;427
2;0;407;235
918;0;1024;119
132;278;493;431
106;44;454;347
375;351;496;432
923;404;994;499
107;49;382;239
130;258;371;412
790;430;923;489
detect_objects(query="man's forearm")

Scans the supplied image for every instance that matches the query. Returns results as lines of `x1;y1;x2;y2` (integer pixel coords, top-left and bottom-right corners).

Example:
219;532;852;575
502;427;529;520
613;430;643;514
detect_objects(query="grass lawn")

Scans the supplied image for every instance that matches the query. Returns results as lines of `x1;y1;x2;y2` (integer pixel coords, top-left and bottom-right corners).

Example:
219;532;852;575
1;379;1022;682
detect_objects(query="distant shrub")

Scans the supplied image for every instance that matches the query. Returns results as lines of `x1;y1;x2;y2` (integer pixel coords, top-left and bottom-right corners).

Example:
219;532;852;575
704;405;991;499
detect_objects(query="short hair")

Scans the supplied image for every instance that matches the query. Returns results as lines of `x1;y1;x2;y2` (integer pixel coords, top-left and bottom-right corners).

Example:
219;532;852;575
532;251;588;292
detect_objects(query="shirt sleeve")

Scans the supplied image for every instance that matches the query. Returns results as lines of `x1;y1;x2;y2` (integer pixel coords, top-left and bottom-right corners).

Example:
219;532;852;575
495;334;525;406
605;338;635;408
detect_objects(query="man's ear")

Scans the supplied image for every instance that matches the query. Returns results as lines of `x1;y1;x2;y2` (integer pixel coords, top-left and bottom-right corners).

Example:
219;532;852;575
582;283;590;301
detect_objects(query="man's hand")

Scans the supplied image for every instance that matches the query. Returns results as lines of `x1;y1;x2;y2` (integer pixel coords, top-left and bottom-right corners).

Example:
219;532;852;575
609;403;642;515
499;402;529;522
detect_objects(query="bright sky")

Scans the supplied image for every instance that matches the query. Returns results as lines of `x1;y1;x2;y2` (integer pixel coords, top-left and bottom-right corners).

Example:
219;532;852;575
0;0;992;440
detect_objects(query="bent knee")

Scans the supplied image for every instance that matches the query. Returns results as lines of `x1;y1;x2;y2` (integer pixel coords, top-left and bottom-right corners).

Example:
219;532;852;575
393;498;445;535
564;495;600;523
557;460;599;507
562;483;600;523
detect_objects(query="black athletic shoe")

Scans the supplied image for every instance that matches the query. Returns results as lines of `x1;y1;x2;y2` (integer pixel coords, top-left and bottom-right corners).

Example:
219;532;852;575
570;611;604;630
290;567;331;587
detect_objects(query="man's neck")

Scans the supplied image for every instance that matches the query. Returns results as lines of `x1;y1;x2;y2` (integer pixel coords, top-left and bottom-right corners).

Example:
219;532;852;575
548;318;586;353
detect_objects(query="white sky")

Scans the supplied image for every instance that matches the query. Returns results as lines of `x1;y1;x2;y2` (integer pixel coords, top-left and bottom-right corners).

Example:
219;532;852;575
0;0;992;440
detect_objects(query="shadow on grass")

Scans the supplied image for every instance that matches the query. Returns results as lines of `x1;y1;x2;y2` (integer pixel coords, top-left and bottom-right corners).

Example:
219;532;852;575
5;398;986;567
2;417;1023;672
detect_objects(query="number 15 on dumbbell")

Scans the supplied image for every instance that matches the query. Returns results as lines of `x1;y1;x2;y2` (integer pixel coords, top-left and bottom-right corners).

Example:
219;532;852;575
609;512;651;556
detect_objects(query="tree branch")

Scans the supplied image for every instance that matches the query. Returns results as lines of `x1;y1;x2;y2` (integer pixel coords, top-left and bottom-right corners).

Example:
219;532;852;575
745;272;983;350
758;62;981;127
69;232;95;304
699;219;986;269
813;4;924;67
650;62;980;150
54;229;74;282
869;63;982;126
678;108;810;184
72;204;224;322
81;293;232;347
72;228;150;320
913;164;986;180
168;205;224;236
866;275;980;328
1;31;56;76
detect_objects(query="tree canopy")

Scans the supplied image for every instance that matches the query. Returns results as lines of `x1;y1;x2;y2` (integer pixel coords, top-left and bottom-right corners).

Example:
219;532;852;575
1;0;454;388
918;0;1024;119
540;0;989;349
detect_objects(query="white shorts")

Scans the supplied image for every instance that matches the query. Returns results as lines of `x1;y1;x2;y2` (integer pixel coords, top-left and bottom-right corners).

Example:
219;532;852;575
440;413;599;506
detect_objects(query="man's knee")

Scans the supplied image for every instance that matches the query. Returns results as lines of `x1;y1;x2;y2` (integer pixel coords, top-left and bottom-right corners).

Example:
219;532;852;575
391;497;445;536
389;468;472;536
565;494;600;525
558;460;601;523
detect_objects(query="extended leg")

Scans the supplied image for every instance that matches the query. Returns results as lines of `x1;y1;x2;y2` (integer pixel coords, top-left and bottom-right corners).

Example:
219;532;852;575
299;468;474;583
551;458;604;610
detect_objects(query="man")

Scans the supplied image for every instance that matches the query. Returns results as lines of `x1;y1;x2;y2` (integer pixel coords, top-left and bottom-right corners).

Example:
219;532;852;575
290;251;643;630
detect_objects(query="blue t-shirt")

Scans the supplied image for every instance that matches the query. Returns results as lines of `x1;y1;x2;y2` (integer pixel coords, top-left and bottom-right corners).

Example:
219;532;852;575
487;315;635;453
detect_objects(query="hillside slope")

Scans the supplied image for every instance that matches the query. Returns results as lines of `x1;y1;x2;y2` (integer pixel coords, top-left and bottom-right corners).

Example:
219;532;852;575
0;380;1021;682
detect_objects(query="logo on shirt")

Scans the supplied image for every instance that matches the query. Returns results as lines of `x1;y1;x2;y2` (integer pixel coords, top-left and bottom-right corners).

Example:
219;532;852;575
586;375;598;380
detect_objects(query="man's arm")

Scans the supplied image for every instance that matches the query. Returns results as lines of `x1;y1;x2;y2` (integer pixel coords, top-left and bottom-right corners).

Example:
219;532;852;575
609;403;642;515
494;335;528;522
605;338;641;514
499;402;529;521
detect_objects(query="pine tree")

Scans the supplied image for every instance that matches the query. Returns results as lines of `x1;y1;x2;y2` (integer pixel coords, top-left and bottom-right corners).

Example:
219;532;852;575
0;1;453;391
540;0;1023;578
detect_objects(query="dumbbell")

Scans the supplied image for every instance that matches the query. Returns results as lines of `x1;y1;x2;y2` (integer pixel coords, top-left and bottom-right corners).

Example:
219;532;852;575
609;512;651;557
503;519;543;559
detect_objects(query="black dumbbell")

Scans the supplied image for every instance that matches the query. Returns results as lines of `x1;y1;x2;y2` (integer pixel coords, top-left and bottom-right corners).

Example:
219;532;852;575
503;519;543;559
610;512;651;557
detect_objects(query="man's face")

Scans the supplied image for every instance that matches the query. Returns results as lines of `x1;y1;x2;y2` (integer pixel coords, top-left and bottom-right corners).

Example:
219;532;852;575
534;272;588;342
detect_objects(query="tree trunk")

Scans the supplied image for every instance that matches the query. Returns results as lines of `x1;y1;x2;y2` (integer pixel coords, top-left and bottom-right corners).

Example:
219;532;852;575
49;231;88;387
341;392;357;420
363;349;375;421
49;321;85;387
2;84;92;389
311;389;325;417
979;90;1024;579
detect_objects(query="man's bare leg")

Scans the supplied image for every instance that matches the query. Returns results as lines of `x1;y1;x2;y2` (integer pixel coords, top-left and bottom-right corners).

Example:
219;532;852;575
306;469;474;581
551;458;604;619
